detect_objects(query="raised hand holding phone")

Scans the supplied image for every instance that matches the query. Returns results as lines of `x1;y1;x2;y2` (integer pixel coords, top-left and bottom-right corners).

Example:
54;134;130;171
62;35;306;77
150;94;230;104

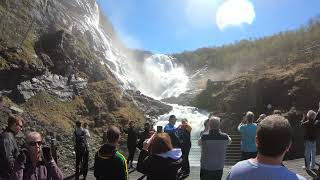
42;146;53;162
143;132;156;151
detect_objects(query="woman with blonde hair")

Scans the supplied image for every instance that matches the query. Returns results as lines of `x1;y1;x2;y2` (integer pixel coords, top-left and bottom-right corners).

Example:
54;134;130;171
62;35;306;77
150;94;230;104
137;132;182;180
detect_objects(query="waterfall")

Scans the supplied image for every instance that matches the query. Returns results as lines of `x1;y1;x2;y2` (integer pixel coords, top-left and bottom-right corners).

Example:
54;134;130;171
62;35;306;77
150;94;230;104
75;0;209;135
129;54;189;99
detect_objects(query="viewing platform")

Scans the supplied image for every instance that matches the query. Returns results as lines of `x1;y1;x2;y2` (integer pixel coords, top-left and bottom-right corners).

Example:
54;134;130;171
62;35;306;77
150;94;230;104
67;135;317;180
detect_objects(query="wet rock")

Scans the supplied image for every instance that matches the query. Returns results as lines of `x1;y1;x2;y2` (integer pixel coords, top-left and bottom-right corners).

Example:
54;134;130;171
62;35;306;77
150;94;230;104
125;90;172;118
17;71;87;101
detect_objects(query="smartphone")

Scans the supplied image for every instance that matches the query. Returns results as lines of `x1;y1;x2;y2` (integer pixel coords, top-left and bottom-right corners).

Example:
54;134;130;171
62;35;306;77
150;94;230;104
42;146;51;161
156;126;163;133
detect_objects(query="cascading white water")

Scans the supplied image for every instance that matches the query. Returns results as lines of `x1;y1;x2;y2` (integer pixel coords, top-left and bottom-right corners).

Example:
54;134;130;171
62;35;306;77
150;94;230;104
130;54;189;99
73;1;209;135
156;104;209;137
71;0;135;89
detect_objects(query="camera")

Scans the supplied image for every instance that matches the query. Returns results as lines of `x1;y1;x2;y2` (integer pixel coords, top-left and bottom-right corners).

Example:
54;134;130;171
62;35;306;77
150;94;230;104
156;126;163;133
42;146;52;161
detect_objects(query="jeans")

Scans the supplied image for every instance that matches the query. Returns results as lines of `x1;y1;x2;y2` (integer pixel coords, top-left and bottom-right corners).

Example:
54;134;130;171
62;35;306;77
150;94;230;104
200;169;223;180
304;140;316;169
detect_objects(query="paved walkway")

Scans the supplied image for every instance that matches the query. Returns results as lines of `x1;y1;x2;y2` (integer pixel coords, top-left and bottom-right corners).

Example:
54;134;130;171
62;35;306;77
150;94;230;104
72;156;318;180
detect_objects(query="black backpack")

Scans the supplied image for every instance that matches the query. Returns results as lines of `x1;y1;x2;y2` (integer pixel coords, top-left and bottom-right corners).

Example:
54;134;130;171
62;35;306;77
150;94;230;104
74;130;87;152
175;128;190;145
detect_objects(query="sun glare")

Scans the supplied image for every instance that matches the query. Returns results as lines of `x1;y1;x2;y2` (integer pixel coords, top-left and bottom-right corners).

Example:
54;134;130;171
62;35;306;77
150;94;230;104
216;0;255;30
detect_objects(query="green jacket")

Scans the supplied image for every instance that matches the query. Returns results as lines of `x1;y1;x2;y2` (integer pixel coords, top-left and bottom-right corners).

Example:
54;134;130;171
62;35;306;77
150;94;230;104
94;143;128;180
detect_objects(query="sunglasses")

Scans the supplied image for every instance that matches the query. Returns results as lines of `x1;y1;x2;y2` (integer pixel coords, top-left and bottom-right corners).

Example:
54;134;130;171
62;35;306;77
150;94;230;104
28;141;43;146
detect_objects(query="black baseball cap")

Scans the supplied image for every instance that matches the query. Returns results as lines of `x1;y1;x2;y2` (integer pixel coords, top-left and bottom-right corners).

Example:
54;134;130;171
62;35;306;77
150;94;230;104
169;115;177;120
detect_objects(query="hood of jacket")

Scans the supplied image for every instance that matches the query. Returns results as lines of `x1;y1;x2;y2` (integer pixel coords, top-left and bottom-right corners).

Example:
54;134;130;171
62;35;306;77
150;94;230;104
156;148;182;160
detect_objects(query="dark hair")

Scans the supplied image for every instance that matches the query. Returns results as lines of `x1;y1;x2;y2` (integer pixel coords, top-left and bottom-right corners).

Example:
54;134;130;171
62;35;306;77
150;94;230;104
149;133;173;155
106;126;120;143
169;115;176;120
8;115;23;127
75;121;81;127
257;115;292;157
129;121;134;125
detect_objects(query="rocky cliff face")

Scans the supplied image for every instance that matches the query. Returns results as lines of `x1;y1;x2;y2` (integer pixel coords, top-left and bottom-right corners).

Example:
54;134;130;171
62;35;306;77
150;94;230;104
0;0;171;175
190;60;320;158
194;61;320;118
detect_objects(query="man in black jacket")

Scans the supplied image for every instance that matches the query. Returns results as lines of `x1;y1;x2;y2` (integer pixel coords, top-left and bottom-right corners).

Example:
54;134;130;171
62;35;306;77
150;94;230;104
0;115;24;179
124;121;138;168
137;123;152;150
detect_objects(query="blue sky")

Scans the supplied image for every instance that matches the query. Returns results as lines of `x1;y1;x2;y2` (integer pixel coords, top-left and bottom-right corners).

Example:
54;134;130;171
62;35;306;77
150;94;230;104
99;0;320;54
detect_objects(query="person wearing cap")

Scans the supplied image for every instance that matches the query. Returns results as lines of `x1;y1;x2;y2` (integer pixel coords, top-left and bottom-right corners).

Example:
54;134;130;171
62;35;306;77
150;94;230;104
238;111;257;160
164;115;180;148
164;115;177;134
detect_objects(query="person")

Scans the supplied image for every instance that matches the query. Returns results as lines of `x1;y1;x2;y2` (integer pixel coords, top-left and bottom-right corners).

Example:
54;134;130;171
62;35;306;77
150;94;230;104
255;114;266;124
137;123;152;150
199;116;231;180
137;132;183;180
47;132;59;164
176;119;192;176
94;126;128;180
66;64;76;86
0;115;24;179
73;121;89;180
200;119;209;137
10;132;63;180
124;121;138;168
301;110;319;170
164;115;180;148
227;115;306;180
238;111;257;160
83;122;91;151
198;119;209;146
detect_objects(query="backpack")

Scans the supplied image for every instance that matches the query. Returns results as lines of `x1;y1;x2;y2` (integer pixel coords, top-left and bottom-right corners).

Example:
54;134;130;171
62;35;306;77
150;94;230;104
74;129;87;152
175;128;190;145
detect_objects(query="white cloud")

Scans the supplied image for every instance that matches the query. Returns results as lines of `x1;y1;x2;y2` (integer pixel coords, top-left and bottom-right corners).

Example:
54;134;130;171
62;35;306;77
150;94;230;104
184;0;222;29
216;0;255;30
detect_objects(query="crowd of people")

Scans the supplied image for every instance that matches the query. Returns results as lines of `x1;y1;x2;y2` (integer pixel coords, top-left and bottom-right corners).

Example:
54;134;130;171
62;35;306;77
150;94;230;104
1;95;320;180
